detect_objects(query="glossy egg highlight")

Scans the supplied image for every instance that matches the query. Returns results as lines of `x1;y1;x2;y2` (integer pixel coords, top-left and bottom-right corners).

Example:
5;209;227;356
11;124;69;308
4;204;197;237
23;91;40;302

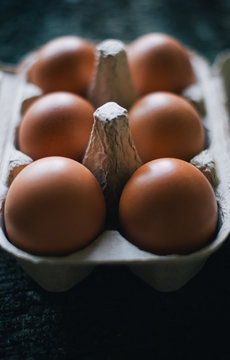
4;157;106;255
18;92;94;162
127;33;195;96
129;92;205;162
119;158;218;255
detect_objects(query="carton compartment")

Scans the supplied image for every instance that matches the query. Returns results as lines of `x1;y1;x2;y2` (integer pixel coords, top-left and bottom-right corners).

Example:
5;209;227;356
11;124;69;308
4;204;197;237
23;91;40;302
0;40;230;292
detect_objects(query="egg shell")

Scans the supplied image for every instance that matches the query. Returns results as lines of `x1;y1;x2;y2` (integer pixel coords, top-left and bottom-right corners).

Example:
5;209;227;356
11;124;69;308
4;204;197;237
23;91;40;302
119;158;218;255
18;91;94;162
127;33;196;96
129;92;205;162
4;157;106;256
28;36;96;96
0;40;230;292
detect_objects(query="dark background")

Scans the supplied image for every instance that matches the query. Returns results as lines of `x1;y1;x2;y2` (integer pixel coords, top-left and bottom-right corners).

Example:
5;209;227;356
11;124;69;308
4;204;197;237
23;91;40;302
1;0;230;359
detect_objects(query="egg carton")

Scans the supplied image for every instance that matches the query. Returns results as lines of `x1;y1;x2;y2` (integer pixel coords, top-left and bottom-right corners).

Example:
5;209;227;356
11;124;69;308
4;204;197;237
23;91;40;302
0;39;230;293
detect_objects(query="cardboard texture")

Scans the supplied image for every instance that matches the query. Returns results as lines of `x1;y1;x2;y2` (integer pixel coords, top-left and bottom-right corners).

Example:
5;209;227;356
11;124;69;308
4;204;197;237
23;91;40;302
0;40;230;292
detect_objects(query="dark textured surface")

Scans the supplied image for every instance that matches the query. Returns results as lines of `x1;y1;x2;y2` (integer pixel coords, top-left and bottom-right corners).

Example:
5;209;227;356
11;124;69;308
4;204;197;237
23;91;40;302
1;1;230;359
1;0;230;64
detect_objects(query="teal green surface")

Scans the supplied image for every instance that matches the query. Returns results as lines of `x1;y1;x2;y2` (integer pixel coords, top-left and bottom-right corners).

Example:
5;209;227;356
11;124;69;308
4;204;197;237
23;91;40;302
0;0;230;63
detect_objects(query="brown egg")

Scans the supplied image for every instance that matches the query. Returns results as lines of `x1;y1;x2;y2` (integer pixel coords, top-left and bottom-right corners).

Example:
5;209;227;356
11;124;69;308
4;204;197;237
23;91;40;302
4;157;106;256
28;36;95;95
119;158;218;255
18;92;94;162
129;92;205;162
127;33;195;96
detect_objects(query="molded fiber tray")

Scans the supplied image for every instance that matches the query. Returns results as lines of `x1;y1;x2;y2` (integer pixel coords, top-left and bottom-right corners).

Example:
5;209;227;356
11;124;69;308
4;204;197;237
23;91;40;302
0;41;230;292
